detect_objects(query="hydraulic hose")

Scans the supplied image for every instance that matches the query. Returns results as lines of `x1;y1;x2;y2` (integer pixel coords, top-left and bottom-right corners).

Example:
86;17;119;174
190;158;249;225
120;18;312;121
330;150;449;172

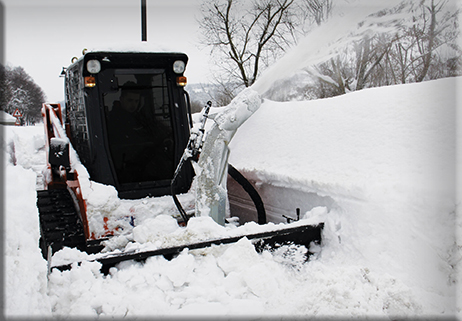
171;156;190;224
227;164;266;225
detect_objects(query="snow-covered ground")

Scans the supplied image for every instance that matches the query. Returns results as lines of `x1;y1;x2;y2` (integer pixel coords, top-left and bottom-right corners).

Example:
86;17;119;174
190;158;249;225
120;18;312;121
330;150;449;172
3;76;460;319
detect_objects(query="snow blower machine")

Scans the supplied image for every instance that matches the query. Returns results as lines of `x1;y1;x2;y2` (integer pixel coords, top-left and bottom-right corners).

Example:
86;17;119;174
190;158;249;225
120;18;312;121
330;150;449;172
37;50;323;274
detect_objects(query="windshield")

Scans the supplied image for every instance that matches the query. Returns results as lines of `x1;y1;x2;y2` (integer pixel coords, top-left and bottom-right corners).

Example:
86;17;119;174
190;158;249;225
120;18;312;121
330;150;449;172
102;69;175;184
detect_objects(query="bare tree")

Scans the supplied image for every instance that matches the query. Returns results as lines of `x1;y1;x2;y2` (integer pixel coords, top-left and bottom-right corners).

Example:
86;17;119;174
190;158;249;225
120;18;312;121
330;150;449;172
388;0;460;83
307;0;460;99
303;0;332;26
0;64;7;110
199;0;300;92
1;65;45;125
353;34;394;90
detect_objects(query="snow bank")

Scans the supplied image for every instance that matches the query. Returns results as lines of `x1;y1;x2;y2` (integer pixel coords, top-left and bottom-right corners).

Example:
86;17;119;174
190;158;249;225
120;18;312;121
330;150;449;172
3;126;52;317
232;79;456;199
230;77;459;316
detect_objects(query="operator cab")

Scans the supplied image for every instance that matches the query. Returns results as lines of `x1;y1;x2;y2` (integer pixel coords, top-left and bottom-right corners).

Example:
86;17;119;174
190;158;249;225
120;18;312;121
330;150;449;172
64;52;194;199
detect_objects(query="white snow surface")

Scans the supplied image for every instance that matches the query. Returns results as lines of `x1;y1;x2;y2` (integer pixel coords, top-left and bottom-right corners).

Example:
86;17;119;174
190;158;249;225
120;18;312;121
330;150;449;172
3;76;460;319
85;42;189;55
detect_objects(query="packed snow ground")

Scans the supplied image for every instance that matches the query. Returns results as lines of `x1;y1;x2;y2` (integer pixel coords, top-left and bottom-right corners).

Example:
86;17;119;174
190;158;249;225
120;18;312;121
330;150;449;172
3;76;460;319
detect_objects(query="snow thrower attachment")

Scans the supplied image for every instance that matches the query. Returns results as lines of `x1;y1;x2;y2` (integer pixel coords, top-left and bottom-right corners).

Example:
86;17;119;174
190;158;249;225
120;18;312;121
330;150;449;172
37;50;324;274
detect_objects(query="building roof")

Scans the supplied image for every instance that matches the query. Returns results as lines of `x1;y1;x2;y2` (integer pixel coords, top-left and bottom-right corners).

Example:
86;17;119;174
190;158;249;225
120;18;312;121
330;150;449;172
0;111;17;125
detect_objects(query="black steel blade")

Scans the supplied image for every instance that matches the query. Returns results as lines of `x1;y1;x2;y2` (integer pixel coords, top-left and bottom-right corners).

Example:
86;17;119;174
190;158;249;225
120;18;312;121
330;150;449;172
52;223;323;274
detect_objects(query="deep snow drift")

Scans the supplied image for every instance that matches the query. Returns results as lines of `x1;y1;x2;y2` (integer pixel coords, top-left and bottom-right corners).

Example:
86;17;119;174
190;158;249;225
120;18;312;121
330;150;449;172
4;76;460;318
230;77;459;315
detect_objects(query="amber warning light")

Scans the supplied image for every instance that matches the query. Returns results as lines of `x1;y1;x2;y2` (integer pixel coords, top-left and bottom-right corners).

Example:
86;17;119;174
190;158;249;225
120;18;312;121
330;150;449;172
177;76;187;87
84;76;96;87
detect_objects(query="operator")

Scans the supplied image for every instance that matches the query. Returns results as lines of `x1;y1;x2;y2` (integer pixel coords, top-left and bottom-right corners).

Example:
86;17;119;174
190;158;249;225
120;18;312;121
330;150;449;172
109;82;145;142
106;82;174;183
117;88;141;113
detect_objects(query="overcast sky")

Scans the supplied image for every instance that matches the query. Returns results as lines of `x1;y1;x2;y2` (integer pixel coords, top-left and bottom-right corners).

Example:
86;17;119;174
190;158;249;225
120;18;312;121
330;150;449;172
3;0;459;103
1;0;211;102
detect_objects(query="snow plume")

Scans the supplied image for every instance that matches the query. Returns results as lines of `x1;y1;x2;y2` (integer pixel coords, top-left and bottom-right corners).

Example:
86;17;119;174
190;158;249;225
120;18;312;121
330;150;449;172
252;0;413;95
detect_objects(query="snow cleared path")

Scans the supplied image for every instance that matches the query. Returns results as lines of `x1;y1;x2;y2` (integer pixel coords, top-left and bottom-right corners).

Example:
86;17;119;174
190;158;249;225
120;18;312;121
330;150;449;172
3;77;460;319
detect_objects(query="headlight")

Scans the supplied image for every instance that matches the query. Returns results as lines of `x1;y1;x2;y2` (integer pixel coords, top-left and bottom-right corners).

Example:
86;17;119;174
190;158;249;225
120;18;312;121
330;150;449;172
173;60;185;74
86;59;101;74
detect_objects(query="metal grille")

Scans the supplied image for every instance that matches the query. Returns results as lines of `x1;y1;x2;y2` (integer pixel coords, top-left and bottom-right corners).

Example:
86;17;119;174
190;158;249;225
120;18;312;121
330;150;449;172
66;66;91;164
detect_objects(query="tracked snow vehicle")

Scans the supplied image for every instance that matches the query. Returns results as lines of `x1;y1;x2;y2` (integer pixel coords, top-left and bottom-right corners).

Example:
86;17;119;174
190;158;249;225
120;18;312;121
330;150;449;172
37;50;323;273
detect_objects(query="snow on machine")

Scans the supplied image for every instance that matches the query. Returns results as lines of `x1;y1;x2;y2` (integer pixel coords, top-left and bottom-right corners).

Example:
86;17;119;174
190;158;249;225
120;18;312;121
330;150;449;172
37;50;323;273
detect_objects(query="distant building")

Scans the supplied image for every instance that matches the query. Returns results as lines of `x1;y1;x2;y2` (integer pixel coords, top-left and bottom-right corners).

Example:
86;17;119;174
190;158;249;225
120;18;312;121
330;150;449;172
0;111;17;125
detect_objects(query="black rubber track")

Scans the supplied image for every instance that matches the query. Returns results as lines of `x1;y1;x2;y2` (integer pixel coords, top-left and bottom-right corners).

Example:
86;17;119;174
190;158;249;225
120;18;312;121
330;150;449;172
36;189;87;259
